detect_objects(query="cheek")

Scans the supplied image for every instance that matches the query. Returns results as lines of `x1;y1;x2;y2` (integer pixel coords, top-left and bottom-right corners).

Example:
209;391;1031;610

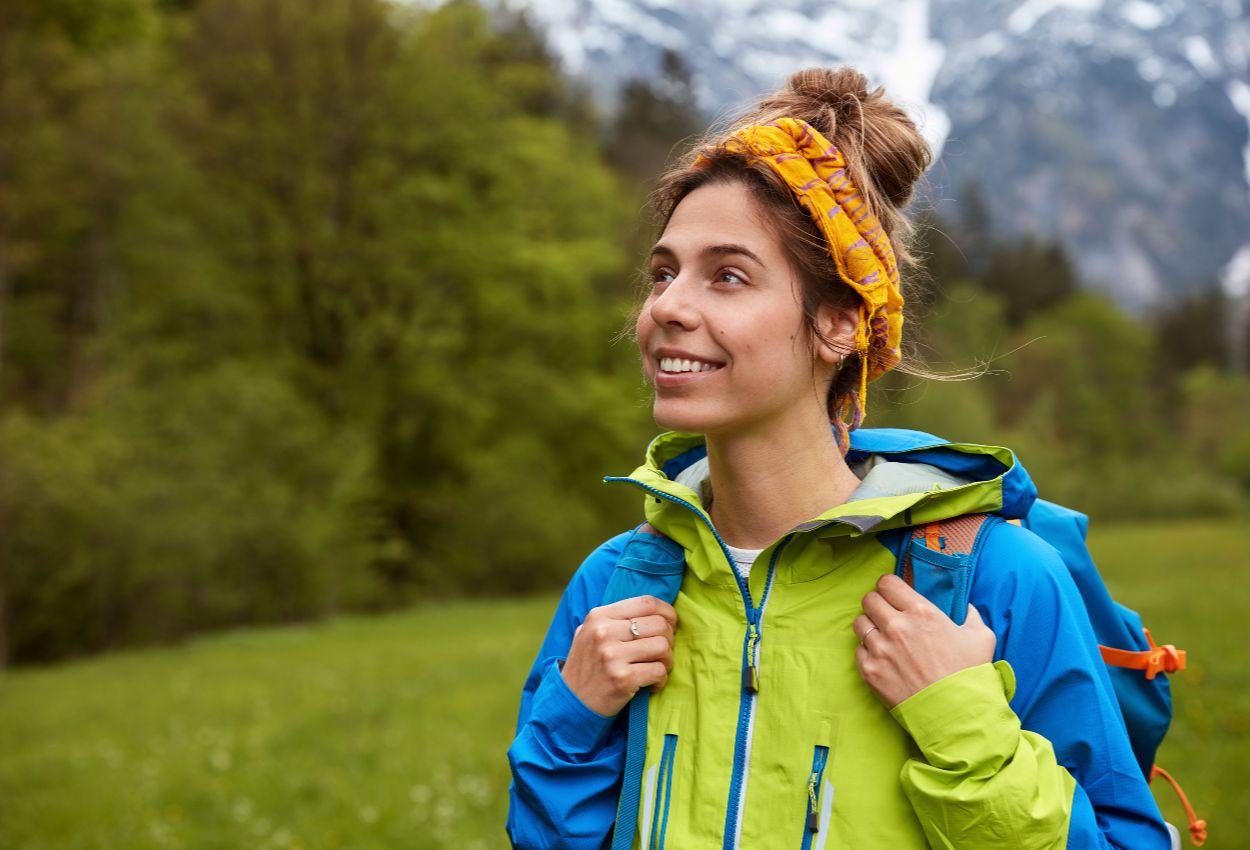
635;309;655;357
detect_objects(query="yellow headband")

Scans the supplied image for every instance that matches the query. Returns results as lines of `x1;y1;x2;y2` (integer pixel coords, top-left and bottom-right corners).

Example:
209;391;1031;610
696;117;905;448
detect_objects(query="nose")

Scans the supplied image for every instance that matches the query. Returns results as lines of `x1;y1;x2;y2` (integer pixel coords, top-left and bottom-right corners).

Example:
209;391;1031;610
646;275;700;331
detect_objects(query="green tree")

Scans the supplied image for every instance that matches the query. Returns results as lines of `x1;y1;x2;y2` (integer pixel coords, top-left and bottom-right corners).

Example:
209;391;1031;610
0;0;219;664
1001;294;1156;456
983;236;1080;327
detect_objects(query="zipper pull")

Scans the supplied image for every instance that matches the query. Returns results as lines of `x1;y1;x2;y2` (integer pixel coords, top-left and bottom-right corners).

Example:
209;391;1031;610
743;622;760;693
807;771;820;831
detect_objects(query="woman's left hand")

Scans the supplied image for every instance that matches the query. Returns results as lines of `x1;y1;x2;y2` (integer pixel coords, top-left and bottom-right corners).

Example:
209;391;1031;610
853;574;996;709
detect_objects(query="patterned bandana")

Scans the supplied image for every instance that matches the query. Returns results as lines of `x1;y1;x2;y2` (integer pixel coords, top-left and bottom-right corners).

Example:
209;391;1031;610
696;117;905;450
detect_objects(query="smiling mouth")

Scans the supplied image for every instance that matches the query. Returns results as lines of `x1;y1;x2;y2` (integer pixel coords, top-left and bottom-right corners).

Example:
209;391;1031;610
658;356;724;374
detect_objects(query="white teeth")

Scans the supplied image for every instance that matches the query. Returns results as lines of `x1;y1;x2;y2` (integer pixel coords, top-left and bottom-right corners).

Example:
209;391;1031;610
659;356;718;373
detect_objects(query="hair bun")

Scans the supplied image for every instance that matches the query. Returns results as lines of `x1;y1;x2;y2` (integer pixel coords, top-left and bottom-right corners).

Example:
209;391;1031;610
784;67;871;116
750;66;931;212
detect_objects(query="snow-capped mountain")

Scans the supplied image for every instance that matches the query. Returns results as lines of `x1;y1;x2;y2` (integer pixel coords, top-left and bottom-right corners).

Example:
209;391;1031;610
514;0;1250;309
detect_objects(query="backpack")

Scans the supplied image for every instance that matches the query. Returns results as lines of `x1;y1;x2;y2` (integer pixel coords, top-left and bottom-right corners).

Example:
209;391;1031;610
602;495;1205;849
893;505;1204;847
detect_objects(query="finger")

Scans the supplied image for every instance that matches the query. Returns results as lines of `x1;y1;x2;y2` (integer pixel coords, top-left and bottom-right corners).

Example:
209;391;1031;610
852;614;877;643
622;614;675;645
860;590;900;627
642;662;669;692
854;641;871;674
601;595;678;628
618;635;674;667
874;573;930;611
963;603;985;628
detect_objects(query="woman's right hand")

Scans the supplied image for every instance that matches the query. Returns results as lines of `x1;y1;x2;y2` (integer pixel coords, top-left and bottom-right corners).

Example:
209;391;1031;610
561;595;678;717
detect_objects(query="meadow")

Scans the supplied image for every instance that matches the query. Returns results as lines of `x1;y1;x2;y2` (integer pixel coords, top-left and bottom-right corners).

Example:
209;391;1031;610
1;520;1246;849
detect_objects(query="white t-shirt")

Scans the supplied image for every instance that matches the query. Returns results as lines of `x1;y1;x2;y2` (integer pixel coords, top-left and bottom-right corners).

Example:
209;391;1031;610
724;543;764;579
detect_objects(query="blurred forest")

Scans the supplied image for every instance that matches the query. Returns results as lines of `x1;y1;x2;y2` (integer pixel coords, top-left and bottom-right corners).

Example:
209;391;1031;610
1;0;1247;667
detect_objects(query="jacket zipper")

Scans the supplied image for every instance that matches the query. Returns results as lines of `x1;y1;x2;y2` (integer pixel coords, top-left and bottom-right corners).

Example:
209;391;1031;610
800;745;830;850
605;477;791;850
724;539;787;850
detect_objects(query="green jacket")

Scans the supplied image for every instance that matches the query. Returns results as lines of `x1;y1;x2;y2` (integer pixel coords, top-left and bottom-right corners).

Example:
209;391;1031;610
623;431;1070;849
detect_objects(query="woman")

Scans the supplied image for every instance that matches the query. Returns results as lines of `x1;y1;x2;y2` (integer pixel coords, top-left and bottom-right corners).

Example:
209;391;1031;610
506;67;1171;849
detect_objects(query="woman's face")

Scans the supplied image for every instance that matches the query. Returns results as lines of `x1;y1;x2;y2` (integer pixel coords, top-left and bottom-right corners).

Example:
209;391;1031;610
636;180;855;436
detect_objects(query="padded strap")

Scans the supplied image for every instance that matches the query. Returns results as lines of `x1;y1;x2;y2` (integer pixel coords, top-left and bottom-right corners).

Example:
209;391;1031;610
606;524;684;850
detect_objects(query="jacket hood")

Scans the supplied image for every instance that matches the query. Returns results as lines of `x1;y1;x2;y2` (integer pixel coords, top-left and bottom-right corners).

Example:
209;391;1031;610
607;427;1037;543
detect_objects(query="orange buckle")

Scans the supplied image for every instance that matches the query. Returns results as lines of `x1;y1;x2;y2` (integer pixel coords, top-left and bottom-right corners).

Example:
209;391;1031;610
1099;627;1187;680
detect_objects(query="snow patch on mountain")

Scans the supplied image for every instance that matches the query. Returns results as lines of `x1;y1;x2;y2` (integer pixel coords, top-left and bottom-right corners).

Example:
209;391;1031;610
880;0;949;150
1225;246;1250;299
1118;0;1166;29
1006;0;1104;35
1230;79;1250;187
1183;36;1222;78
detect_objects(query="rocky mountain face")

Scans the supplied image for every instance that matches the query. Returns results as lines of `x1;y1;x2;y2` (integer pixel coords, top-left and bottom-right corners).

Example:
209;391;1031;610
511;0;1250;309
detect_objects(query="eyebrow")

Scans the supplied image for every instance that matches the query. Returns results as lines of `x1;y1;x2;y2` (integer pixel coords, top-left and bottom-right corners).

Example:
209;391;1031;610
649;242;765;267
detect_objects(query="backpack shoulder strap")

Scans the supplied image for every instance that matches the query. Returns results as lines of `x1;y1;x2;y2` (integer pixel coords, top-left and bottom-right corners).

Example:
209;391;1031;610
603;523;685;850
896;513;1003;626
601;523;684;606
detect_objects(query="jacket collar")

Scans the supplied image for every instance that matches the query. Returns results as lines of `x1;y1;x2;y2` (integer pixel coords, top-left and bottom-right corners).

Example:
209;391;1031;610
608;428;1036;543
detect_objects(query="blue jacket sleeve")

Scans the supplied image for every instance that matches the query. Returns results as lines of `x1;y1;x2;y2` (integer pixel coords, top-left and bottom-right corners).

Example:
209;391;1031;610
506;532;631;850
971;521;1171;850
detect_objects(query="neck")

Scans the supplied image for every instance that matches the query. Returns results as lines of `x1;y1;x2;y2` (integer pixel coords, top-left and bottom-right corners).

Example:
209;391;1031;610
704;407;862;549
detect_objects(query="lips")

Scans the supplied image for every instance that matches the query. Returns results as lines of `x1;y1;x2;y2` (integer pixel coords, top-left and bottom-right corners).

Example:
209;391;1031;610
650;349;725;390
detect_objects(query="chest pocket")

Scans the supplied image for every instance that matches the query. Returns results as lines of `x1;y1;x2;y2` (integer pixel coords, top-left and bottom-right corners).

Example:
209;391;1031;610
639;705;683;850
799;717;839;850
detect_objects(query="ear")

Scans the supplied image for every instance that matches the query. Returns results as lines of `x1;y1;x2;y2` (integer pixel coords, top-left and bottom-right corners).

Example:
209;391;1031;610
813;304;858;366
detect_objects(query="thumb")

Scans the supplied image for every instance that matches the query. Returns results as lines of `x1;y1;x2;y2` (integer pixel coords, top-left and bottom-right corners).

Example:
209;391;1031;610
963;603;986;628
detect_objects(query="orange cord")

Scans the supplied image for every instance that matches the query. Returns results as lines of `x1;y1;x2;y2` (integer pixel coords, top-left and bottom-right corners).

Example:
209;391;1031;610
1150;765;1207;846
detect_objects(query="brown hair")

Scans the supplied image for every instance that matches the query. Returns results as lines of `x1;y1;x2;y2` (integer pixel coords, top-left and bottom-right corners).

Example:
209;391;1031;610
648;67;932;419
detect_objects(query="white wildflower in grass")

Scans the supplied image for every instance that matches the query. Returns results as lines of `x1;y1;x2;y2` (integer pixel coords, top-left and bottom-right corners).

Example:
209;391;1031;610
148;818;173;846
359;805;379;824
434;797;457;822
409;784;432;805
210;749;231;771
455;775;490;805
232;798;253;822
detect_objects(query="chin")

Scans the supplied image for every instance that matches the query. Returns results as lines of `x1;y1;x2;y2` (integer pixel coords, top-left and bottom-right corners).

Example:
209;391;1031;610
652;402;705;434
651;399;729;435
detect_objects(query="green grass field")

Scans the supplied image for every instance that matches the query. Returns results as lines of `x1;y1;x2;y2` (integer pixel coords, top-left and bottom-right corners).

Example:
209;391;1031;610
1;521;1247;849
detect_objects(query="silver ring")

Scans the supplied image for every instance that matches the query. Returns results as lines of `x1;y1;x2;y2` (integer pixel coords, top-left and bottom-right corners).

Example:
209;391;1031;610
629;618;641;639
860;626;878;646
